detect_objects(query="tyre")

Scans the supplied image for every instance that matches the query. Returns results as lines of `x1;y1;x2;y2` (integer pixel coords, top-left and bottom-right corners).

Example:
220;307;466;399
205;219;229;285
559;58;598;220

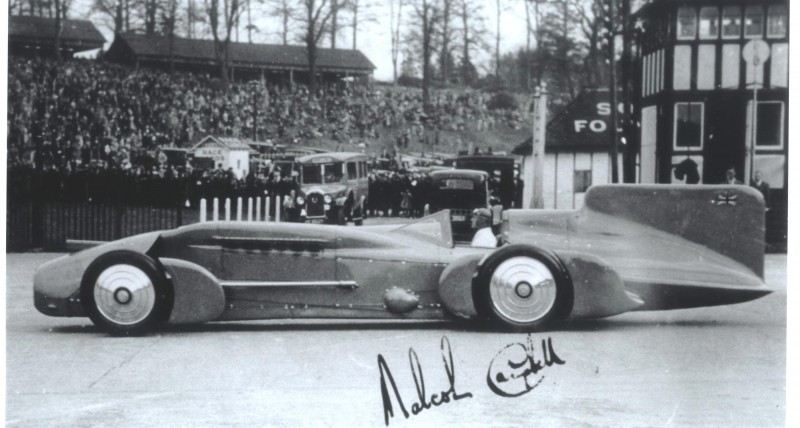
472;245;572;331
353;205;364;226
81;251;173;336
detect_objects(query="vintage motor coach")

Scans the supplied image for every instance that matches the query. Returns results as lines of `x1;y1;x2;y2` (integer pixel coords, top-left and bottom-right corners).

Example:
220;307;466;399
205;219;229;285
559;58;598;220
295;152;369;225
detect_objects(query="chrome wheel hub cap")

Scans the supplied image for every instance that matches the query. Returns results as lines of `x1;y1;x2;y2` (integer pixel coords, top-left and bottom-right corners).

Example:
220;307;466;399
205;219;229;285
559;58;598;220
94;264;156;325
489;257;557;323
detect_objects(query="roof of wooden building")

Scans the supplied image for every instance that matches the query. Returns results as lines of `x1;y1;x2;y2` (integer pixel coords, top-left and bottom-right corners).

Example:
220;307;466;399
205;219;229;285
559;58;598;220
9;15;106;51
105;33;376;74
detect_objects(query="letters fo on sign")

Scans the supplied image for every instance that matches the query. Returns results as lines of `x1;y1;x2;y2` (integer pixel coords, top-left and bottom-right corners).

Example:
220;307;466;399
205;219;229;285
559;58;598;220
572;102;629;134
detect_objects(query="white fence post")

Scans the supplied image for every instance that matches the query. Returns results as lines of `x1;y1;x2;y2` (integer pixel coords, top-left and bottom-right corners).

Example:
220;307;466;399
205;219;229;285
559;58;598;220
247;197;253;221
236;197;243;221
213;198;219;221
265;197;271;222
225;198;231;221
200;198;207;222
275;196;281;223
256;197;261;222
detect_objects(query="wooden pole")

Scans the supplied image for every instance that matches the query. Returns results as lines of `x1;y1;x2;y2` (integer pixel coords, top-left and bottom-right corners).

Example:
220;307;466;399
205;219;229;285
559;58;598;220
609;0;620;183
530;85;547;208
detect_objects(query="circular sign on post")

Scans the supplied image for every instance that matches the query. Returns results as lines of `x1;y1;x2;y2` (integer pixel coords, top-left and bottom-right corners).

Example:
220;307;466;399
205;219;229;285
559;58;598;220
742;39;770;65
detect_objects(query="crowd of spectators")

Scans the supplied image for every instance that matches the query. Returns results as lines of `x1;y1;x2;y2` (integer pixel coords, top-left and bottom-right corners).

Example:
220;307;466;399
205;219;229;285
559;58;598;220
7;55;528;221
8;56;527;174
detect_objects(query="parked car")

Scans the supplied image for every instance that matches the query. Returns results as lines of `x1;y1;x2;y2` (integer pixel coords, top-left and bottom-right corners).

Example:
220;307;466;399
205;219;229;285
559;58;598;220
426;169;493;242
455;155;516;209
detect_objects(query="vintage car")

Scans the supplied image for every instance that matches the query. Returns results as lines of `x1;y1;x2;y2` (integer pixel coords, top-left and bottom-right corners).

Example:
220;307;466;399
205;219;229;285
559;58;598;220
426;169;494;242
34;185;771;335
294;152;369;225
455;155;516;208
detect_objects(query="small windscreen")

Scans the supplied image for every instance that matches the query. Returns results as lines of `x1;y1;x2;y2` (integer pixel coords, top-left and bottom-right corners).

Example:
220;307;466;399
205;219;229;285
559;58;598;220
302;164;322;184
391;210;454;248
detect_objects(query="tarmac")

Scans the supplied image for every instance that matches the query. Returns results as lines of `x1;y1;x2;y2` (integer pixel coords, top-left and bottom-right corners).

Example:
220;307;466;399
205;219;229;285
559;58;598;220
6;252;787;427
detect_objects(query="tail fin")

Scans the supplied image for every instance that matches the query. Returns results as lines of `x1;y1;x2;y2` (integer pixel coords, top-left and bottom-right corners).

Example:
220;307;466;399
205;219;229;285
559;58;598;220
584;184;765;277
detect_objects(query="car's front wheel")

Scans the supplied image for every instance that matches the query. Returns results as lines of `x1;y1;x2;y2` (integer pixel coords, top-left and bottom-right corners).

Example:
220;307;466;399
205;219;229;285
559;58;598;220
81;251;172;336
473;245;572;331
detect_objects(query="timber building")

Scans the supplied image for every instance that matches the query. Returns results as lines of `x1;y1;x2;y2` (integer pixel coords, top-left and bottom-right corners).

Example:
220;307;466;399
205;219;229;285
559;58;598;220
103;33;376;85
9;15;106;57
633;0;788;246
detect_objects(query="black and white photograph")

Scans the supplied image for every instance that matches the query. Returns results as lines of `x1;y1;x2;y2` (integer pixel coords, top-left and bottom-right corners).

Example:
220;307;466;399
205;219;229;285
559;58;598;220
4;0;793;426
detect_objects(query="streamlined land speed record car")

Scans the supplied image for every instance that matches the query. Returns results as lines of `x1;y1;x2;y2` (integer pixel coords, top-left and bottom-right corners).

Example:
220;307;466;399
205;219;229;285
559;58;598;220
34;185;772;335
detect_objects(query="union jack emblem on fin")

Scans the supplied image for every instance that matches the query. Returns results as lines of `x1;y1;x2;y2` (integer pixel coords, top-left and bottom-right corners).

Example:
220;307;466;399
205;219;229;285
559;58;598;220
711;192;738;206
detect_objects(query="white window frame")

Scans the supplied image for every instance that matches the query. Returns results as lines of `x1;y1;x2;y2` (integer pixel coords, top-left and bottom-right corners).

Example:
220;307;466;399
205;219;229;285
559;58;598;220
750;101;785;150
673;102;705;152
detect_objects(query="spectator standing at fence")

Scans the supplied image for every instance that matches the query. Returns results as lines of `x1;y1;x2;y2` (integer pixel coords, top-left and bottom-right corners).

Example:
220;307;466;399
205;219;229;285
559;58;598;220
750;170;771;209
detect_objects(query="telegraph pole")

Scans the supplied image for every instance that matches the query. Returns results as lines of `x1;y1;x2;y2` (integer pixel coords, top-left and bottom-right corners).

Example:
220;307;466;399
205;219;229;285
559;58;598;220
529;85;547;209
608;0;619;183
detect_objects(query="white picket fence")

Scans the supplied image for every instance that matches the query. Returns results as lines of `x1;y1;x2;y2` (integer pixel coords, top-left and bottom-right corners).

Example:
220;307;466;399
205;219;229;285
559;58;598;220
198;196;288;223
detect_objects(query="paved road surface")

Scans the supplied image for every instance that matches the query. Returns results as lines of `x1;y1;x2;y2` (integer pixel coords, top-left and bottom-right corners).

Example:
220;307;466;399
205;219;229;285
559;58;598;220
7;253;786;427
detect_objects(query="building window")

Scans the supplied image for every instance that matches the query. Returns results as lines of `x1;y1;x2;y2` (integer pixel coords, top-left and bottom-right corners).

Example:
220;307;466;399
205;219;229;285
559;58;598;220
755;102;784;149
697;45;715;89
767;5;787;38
722;7;741;39
699;7;719;39
677;7;697;40
347;162;358;179
770;43;788;88
574;170;592;193
722;45;741;89
673;45;692;90
744;6;763;38
674;102;704;150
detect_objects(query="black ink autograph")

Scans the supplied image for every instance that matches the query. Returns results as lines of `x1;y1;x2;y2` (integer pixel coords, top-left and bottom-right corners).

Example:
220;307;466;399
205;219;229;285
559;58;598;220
486;335;565;397
377;336;473;426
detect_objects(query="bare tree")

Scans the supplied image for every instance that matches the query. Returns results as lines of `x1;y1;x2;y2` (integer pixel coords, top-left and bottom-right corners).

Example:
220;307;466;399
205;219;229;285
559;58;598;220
409;0;439;109
186;0;205;38
347;0;377;50
329;0;339;48
494;0;504;78
300;0;335;96
244;0;260;43
575;0;611;88
162;0;179;72
268;0;297;45
53;0;74;62
91;0;127;35
205;0;244;88
142;0;161;35
438;0;453;84
455;0;488;86
389;0;405;84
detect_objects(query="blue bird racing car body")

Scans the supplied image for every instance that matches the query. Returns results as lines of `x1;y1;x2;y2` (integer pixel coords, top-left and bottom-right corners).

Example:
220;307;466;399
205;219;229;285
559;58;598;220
34;185;771;335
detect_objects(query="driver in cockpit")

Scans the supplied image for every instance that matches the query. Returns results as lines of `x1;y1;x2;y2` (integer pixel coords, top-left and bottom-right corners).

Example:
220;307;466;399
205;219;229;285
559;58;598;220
470;208;499;248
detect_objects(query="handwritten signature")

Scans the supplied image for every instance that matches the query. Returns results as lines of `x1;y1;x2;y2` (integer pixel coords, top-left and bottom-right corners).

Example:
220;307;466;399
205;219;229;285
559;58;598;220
377;336;473;426
486;335;565;397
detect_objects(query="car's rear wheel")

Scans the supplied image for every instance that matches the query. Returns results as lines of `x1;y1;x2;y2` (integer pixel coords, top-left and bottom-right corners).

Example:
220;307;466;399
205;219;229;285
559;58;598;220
353;204;364;226
473;245;572;331
81;251;172;336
